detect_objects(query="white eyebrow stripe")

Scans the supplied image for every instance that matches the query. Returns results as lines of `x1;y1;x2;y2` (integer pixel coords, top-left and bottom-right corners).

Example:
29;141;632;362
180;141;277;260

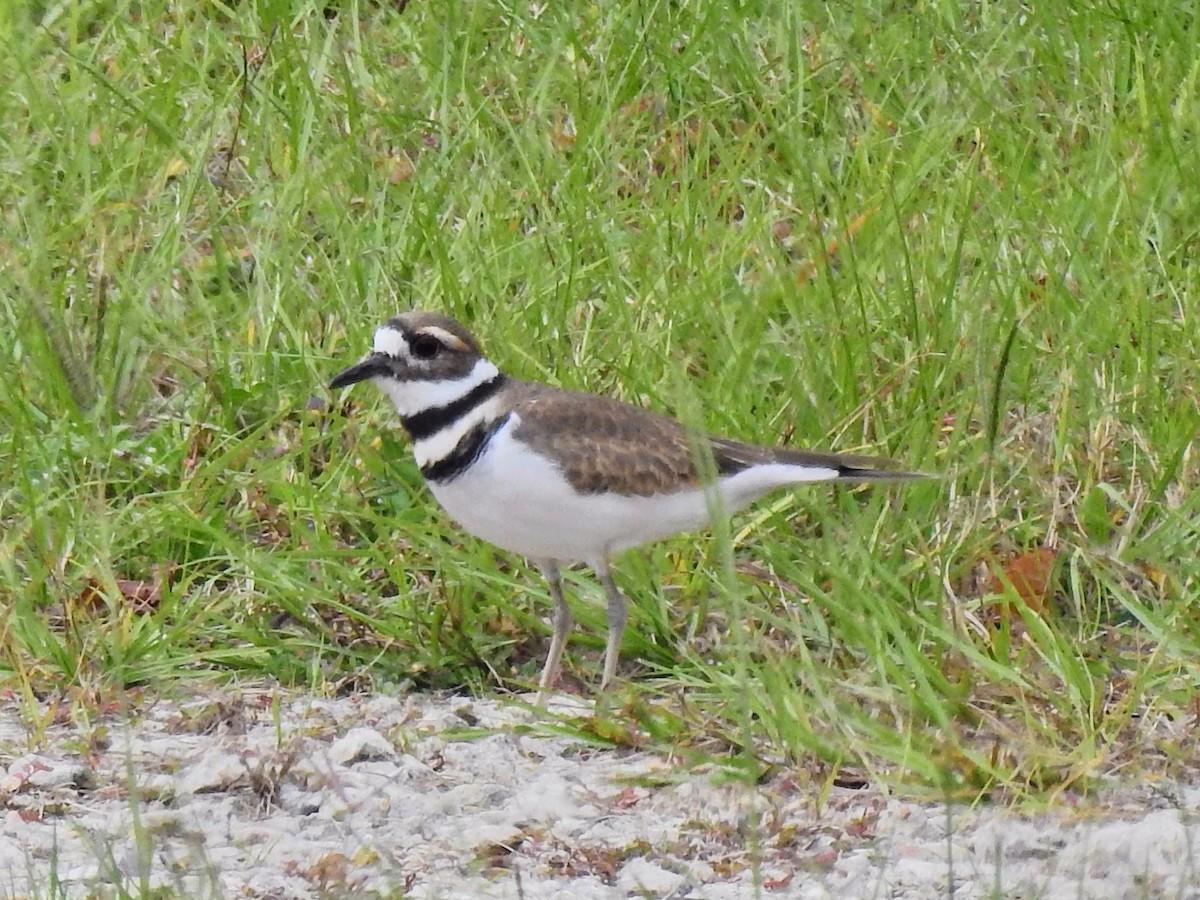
372;326;409;359
417;326;469;350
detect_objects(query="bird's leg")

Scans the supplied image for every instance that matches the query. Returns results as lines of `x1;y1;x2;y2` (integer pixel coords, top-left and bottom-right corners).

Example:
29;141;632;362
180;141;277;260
596;561;628;691
535;561;572;700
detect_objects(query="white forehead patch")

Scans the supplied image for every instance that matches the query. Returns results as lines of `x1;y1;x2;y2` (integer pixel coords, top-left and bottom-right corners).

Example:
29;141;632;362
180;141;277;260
372;325;409;359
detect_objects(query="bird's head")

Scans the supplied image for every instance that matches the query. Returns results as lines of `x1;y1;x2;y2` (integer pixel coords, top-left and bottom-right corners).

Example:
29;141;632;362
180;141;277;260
330;311;500;418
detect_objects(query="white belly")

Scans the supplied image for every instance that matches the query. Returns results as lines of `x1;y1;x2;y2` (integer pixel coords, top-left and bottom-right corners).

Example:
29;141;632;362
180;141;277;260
424;418;836;566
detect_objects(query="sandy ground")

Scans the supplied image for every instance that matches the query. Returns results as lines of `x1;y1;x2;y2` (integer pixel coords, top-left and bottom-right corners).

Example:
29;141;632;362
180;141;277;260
1;685;1197;899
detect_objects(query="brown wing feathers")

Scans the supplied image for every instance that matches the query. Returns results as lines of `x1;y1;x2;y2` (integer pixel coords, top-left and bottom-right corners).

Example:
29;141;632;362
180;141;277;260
508;381;912;496
511;383;701;496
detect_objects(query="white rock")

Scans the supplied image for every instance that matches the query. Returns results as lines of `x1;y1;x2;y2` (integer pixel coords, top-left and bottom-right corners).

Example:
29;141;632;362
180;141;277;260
276;782;322;816
507;773;581;823
795;882;839;900
616;857;685;894
6;753;45;775
973;816;1065;861
27;761;91;790
330;727;396;765
135;736;204;758
394;753;435;781
887;855;951;889
177;749;245;794
58;862;102;883
2;754;61;791
460;822;524;850
361;695;412;729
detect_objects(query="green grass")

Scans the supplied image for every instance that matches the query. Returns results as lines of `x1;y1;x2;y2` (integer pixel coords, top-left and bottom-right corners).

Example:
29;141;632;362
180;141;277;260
2;0;1198;800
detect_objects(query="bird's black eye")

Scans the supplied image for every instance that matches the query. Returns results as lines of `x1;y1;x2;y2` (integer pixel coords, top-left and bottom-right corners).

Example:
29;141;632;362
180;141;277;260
410;334;442;360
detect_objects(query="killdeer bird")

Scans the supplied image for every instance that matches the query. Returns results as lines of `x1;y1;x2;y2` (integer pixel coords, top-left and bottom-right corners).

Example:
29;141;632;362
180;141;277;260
331;311;923;695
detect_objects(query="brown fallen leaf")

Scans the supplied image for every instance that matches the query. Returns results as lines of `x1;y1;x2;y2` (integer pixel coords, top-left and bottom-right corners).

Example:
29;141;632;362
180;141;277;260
987;546;1060;621
75;564;175;615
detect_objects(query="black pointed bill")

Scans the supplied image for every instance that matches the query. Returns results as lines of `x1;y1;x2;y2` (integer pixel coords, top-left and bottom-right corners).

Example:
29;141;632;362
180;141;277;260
330;354;389;390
